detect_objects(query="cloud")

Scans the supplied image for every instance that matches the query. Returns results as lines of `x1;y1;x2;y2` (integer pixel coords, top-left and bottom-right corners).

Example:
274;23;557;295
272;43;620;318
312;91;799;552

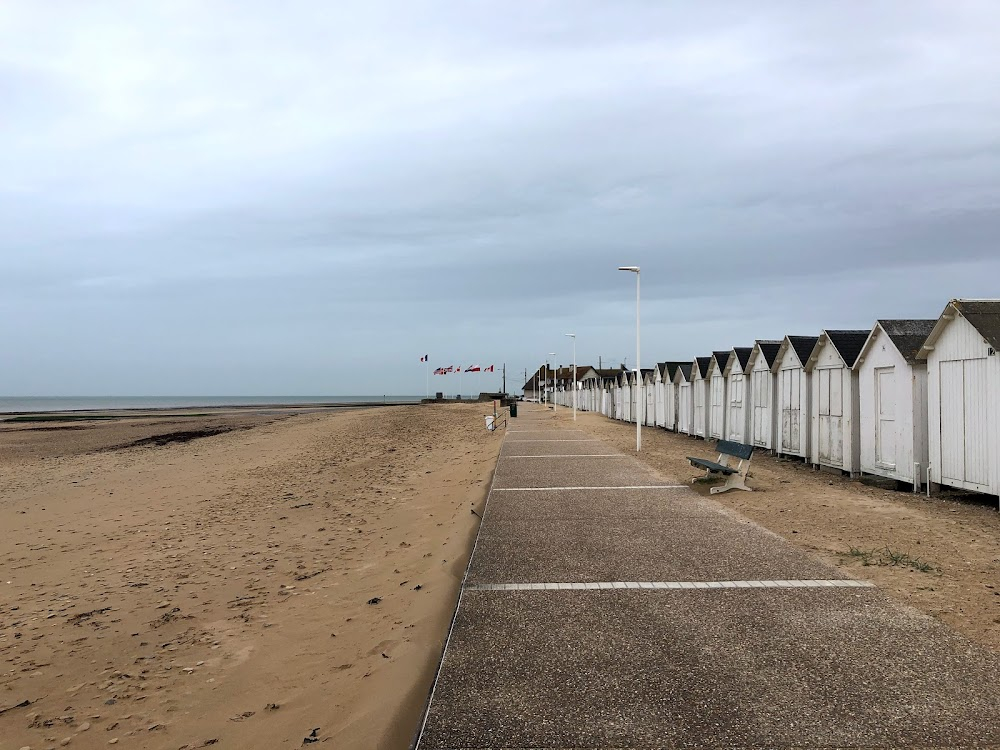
2;1;1000;394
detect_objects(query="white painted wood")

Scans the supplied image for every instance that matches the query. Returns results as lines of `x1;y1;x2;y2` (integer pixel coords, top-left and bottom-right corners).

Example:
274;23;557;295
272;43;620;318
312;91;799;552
774;338;812;460
676;367;693;435
807;332;861;474
857;323;928;485
665;377;677;431
708;358;727;440
748;343;778;450
645;371;656;427
691;358;709;439
654;368;666;428
922;302;1000;496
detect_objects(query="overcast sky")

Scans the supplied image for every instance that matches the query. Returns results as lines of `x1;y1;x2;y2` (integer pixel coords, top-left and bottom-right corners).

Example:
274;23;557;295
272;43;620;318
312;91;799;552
3;1;1000;396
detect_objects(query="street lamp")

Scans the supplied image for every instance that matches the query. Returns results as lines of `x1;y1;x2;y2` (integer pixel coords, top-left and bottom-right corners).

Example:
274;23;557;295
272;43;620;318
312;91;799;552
565;333;576;420
618;266;641;451
548;353;557;410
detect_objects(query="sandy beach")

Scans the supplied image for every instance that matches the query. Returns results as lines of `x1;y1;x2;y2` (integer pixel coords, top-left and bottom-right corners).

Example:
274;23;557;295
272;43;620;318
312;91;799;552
0;403;501;749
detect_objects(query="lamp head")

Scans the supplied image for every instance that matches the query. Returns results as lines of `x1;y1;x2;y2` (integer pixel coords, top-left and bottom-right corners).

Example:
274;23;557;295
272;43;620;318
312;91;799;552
617;266;640;273
565;333;575;338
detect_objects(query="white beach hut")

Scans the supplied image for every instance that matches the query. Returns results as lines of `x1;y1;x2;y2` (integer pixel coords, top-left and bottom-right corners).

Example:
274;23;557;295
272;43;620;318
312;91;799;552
676;363;694;435
724;347;754;443
708;351;730;440
644;369;657;427
805;330;869;475
619;370;630;422
748;340;781;450
654;363;667;427
691;357;712;440
773;336;818;460
918;300;1000;501
854;320;936;488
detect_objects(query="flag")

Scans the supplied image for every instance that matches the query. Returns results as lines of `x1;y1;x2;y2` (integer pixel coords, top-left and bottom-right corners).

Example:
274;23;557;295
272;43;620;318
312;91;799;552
420;354;428;362
484;365;494;372
445;366;454;373
434;367;446;375
465;365;480;372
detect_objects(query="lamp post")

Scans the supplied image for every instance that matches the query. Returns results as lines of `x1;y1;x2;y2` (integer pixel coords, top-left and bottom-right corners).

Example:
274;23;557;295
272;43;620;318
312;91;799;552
565;333;576;420
618;266;641;451
548;353;557;410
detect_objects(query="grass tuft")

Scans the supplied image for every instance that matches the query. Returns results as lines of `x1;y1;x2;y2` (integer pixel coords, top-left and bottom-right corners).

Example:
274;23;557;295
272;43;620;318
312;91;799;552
846;545;938;573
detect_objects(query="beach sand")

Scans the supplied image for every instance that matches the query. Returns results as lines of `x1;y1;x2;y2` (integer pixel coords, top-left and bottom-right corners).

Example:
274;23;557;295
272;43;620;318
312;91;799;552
0;403;501;749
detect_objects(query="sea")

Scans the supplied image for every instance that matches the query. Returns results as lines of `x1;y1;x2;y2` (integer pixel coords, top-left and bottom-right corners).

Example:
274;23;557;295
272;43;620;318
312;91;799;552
0;396;424;414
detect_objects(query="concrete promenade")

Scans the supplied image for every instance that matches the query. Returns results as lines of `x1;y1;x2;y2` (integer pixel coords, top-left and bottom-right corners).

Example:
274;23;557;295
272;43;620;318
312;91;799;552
417;406;1000;749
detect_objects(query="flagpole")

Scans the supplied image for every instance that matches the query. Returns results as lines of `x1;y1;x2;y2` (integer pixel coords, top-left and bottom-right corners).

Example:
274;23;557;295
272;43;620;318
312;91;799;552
425;359;429;399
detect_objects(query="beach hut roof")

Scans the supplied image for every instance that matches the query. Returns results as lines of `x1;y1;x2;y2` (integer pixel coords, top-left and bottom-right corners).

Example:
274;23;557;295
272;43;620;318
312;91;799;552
790;336;819;365
864;320;936;364
711;351;731;372
732;347;754;371
918;299;1000;359
658;361;687;381
753;340;782;368
694;356;712;378
807;330;870;369
674;362;693;382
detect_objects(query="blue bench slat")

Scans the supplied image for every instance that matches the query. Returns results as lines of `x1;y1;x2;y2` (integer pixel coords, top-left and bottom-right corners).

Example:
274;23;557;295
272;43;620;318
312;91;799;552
687;457;738;475
716;440;753;460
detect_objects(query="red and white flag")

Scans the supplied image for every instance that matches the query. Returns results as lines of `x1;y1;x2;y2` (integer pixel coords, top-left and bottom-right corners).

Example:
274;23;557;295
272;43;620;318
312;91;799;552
484;365;494;372
465;365;480;372
434;367;446;375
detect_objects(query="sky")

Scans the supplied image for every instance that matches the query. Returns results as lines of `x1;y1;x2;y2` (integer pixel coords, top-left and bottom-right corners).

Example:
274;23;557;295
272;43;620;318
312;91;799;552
3;1;1000;396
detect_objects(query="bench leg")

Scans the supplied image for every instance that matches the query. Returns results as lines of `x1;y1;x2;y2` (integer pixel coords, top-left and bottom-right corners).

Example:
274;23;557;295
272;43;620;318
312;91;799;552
710;473;752;494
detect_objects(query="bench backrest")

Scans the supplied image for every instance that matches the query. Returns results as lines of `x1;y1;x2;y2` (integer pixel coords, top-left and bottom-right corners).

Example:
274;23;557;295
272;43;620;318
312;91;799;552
716;440;753;461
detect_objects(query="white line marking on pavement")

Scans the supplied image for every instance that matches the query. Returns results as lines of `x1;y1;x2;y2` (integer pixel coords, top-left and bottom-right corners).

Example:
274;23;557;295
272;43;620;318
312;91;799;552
465;580;874;591
492;485;687;491
504;439;604;442
501;454;624;458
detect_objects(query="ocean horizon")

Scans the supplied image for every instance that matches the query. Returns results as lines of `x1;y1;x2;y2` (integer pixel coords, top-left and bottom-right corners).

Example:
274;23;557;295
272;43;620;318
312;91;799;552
0;395;427;414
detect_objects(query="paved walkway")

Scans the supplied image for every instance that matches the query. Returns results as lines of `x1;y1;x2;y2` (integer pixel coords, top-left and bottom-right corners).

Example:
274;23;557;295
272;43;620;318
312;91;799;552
417;406;1000;749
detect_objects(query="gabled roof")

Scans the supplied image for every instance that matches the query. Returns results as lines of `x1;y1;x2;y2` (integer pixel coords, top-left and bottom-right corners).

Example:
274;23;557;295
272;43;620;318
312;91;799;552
674;362;693;383
856;320;936;366
732;347;753;372
918;299;1000;359
775;336;819;369
694;356;712;378
807;330;870;369
752;340;782;368
825;330;870;367
711;351;731;373
594;367;626;379
657;361;684;381
789;336;819;366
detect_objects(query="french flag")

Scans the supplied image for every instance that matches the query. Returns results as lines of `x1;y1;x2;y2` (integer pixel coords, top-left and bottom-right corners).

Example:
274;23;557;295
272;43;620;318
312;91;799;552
420;354;428;362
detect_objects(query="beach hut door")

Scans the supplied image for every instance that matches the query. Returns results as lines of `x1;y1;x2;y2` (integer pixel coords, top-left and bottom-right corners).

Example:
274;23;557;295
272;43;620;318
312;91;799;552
875;367;896;469
817;368;844;465
751;370;769;446
780;369;800;452
940;359;989;486
729;374;744;440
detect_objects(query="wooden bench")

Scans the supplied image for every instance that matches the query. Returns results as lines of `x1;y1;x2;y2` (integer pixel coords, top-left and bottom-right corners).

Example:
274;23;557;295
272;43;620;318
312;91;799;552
687;440;754;494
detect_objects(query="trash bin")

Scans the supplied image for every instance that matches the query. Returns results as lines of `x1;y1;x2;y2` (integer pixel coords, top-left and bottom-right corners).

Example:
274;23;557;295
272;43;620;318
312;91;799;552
484;415;495;431
509;401;517;418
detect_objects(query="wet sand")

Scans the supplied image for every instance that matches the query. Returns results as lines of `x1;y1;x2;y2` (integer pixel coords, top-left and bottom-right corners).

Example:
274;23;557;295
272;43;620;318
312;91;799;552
0;403;501;749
